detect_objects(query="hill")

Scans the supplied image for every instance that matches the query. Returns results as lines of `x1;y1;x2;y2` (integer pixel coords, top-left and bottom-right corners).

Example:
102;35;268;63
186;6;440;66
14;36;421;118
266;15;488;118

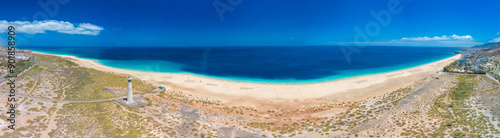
471;42;500;49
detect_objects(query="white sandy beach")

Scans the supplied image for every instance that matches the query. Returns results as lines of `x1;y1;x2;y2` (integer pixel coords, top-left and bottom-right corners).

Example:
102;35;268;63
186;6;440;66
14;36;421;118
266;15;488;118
34;52;460;106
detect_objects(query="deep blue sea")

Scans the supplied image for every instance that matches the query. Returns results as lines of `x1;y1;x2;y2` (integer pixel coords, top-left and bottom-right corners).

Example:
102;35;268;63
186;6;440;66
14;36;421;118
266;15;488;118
23;46;459;84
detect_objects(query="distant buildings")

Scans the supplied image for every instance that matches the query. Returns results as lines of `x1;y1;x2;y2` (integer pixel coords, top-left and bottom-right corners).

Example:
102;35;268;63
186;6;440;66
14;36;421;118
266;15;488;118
458;58;467;65
0;47;32;61
447;49;500;74
472;65;481;71
476;57;490;63
15;53;30;60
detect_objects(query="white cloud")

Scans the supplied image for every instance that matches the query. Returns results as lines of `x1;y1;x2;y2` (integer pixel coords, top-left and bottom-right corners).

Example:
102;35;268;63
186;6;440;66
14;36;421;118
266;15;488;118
331;40;482;47
0;20;104;35
450;34;473;40
490;37;500;43
346;40;479;47
331;34;480;47
497;32;499;35
401;34;473;41
401;35;449;41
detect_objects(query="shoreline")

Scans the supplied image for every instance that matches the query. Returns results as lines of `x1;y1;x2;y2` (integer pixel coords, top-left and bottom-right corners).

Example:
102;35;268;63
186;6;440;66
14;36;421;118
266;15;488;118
33;51;461;105
29;49;457;85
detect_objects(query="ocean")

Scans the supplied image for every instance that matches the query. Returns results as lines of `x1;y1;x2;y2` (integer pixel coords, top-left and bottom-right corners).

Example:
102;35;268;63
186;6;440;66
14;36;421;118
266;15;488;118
24;46;459;84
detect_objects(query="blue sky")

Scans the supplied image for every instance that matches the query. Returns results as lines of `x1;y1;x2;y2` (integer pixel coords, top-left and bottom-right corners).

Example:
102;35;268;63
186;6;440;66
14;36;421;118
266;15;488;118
1;0;500;47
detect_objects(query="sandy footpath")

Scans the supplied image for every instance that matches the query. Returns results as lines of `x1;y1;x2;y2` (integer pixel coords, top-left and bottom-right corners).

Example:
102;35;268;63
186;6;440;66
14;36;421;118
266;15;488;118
34;52;460;105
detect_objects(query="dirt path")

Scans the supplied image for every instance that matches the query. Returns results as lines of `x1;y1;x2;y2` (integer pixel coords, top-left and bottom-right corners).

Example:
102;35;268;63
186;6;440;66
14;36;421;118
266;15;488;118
40;103;63;137
14;93;126;103
2;89;156;104
27;79;38;95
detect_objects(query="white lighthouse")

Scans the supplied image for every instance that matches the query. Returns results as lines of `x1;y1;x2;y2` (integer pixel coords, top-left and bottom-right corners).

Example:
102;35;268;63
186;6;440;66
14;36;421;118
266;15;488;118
127;76;133;103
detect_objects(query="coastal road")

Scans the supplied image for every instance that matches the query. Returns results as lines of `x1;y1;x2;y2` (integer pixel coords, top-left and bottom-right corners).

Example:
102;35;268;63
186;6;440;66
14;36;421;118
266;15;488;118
0;90;156;103
444;72;486;76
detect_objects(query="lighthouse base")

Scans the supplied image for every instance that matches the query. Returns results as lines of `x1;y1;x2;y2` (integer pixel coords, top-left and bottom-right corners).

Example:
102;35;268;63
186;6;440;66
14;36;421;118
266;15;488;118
116;95;149;108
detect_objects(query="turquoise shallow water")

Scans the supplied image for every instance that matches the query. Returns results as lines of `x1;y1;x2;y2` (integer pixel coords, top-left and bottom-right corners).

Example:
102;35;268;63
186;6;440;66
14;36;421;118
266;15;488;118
26;46;458;84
